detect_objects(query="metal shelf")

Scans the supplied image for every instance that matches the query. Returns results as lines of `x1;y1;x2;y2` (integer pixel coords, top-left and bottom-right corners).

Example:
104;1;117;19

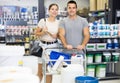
87;61;119;65
90;36;119;39
87;49;120;52
89;10;108;13
98;73;120;80
6;42;25;45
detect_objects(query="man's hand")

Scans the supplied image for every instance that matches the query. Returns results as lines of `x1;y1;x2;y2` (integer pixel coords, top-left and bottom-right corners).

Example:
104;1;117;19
64;45;73;50
76;44;85;50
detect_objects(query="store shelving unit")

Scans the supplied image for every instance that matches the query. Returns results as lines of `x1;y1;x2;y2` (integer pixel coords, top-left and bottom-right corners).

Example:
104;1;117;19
0;5;39;56
87;49;120;80
0;25;5;43
3;20;30;55
89;1;109;24
87;40;120;80
88;9;109;24
87;23;120;80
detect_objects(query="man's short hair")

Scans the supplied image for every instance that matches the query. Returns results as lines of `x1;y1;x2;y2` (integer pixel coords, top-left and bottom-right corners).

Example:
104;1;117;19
67;0;77;8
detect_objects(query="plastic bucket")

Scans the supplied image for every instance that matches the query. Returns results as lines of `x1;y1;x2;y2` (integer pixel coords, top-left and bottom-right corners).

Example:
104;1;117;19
96;64;106;78
86;54;94;63
61;64;84;83
112;52;119;61
49;51;71;65
75;76;98;83
87;65;96;77
103;52;111;62
95;53;102;63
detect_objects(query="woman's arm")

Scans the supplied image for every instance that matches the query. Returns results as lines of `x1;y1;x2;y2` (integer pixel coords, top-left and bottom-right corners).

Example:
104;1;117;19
46;31;57;39
34;27;46;36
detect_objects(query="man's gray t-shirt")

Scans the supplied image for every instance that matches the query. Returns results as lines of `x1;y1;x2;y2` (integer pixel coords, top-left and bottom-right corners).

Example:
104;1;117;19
59;15;89;48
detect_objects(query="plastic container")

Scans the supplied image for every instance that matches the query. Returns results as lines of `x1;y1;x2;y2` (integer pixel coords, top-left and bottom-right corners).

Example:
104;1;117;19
71;54;84;65
61;64;84;83
49;51;71;65
103;52;111;62
96;43;106;50
96;64;106;78
86;54;94;63
106;39;112;49
113;39;119;49
75;76;98;83
52;56;64;71
86;44;96;50
112;52;120;61
95;53;102;63
87;65;96;77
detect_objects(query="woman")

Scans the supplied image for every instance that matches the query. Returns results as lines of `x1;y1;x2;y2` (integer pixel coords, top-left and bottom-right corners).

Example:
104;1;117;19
35;3;59;83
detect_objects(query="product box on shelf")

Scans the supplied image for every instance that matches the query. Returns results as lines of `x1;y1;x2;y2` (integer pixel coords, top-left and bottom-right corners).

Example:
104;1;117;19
96;43;106;50
86;43;96;50
89;23;119;38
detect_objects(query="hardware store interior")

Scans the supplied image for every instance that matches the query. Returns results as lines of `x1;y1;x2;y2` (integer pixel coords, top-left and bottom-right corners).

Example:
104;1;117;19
0;0;120;83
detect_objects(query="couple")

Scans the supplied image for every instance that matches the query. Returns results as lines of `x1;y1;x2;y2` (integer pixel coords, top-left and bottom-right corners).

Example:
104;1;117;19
35;0;90;83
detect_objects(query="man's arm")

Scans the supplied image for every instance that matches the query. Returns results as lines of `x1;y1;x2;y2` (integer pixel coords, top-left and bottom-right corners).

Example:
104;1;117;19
58;28;73;49
81;27;90;47
77;27;90;50
58;28;67;47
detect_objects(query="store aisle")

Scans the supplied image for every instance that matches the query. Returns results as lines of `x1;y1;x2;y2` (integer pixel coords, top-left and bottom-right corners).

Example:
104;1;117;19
41;75;61;83
23;56;38;75
23;56;120;83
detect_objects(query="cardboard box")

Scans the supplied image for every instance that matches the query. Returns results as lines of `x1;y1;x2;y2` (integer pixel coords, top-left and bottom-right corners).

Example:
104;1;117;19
86;43;96;50
90;0;97;11
96;43;106;50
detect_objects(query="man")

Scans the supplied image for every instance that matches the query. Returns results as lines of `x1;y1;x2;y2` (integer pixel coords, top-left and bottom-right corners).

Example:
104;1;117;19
59;0;90;53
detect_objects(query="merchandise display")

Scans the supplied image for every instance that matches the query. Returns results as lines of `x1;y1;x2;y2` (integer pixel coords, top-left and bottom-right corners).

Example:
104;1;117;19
0;25;5;43
87;23;120;80
6;25;29;43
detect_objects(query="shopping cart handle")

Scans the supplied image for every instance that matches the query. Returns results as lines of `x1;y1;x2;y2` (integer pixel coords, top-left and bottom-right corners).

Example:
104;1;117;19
45;47;86;53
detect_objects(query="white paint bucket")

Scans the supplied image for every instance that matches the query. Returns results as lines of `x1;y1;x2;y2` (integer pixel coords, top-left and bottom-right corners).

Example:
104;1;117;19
61;64;84;83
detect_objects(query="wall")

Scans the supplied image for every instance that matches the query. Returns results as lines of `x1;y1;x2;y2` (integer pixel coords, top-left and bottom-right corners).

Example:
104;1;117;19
0;0;89;9
0;0;38;7
45;0;89;10
0;0;89;13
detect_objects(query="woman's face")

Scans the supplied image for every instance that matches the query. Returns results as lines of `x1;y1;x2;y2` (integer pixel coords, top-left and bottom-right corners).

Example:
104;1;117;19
49;5;58;17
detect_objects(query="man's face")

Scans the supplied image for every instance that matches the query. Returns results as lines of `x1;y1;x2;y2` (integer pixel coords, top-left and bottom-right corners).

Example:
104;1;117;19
67;3;77;16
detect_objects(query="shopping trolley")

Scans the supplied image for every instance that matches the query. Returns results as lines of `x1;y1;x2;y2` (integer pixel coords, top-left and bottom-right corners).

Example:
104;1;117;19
42;47;86;83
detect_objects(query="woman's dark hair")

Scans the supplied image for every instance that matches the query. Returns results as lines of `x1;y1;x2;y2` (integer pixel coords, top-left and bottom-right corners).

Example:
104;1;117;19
67;0;77;8
48;3;59;10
